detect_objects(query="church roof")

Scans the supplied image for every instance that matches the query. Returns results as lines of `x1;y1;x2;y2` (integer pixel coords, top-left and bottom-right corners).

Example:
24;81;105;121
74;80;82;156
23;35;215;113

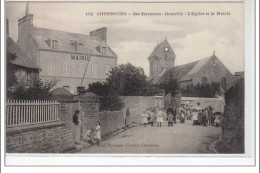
31;27;117;58
148;39;175;60
7;36;40;70
153;56;214;85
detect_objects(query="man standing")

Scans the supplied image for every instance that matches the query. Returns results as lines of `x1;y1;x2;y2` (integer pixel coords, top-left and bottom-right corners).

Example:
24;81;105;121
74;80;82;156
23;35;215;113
73;110;81;144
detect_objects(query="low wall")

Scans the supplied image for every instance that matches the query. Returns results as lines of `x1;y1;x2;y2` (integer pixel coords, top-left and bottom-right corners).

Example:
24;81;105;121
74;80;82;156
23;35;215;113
6;121;75;153
99;111;125;137
120;96;159;123
181;97;225;113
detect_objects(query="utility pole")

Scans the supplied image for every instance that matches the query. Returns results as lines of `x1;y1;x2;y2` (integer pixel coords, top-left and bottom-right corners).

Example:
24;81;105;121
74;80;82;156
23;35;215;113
80;50;92;86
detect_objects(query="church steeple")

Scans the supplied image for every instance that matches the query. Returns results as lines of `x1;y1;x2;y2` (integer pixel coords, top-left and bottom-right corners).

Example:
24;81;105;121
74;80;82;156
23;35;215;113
148;38;176;78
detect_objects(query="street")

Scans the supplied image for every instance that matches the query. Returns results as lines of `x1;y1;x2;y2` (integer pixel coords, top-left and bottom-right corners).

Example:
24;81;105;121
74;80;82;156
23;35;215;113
80;120;221;154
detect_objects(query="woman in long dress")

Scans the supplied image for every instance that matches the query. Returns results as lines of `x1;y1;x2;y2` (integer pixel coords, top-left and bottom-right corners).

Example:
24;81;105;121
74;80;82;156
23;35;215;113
125;108;131;127
156;108;164;127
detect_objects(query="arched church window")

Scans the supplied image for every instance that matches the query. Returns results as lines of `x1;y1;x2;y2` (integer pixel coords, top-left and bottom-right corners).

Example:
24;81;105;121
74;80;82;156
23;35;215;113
221;77;227;91
201;77;207;85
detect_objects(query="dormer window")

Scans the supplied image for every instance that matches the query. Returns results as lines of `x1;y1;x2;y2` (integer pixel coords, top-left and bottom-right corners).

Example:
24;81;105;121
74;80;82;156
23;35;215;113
101;47;106;55
77;43;84;52
51;40;58;50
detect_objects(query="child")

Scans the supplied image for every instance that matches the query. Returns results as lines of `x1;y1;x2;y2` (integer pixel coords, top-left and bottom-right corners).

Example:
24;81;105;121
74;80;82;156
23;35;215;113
83;128;94;145
142;110;148;127
192;109;198;126
202;110;208;127
180;110;185;123
94;122;101;145
214;115;221;127
156;108;164;127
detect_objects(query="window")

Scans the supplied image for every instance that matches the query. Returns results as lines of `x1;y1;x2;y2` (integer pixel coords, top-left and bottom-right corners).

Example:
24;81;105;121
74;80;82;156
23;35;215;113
51;40;58;50
63;61;71;77
221;77;227;91
101;47;106;55
92;64;99;78
78;63;85;77
104;65;111;77
47;59;55;76
77;43;84;52
63;86;70;92
201;77;207;85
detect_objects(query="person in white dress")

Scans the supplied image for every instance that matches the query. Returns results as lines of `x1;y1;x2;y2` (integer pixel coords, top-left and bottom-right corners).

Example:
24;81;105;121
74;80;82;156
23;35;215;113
156;108;164;127
142;110;148;127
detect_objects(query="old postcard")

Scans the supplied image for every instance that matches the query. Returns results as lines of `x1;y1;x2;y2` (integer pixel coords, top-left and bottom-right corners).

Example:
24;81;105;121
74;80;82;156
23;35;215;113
3;0;256;166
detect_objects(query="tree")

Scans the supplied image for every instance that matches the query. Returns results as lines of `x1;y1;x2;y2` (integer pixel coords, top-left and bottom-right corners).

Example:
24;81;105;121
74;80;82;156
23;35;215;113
182;82;221;98
88;63;151;111
106;63;150;96
158;71;179;94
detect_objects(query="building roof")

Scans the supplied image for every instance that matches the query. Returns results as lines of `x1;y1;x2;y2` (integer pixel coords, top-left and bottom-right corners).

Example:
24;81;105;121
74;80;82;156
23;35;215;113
7;36;40;70
153;56;214;85
148;39;175;60
31;27;117;58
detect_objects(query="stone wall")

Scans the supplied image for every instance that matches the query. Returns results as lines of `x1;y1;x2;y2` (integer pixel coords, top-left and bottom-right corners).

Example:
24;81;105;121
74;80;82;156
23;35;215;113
120;96;163;124
6;121;75;153
99;111;125;137
6;92;126;153
221;78;244;153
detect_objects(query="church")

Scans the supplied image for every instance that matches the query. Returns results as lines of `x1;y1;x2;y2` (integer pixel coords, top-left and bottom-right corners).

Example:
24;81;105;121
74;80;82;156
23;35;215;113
148;38;234;91
15;3;117;95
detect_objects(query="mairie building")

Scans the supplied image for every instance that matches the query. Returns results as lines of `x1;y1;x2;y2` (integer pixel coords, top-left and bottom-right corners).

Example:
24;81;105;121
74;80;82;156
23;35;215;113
16;5;117;95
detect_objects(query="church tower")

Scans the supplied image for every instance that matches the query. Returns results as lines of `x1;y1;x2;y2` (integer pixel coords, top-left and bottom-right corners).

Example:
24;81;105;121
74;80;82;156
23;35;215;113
148;38;176;79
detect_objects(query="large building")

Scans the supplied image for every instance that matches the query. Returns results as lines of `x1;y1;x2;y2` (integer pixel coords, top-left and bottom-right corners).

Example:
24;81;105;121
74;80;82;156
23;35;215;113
148;38;234;91
16;4;117;94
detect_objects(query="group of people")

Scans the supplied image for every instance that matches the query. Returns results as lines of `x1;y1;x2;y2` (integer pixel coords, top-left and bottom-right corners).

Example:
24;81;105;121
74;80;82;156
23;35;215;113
125;106;178;128
126;102;221;128
191;103;221;127
72;110;102;146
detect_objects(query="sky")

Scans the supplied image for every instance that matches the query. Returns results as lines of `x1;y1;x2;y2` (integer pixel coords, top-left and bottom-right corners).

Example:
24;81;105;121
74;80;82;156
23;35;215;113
6;2;244;76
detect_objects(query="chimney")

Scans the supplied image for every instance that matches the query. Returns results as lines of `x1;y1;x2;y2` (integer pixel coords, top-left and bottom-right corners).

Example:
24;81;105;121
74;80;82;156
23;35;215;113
90;27;107;43
17;2;33;53
6;19;9;36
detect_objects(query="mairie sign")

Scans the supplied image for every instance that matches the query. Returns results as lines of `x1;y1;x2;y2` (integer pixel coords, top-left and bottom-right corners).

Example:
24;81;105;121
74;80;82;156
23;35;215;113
71;54;88;61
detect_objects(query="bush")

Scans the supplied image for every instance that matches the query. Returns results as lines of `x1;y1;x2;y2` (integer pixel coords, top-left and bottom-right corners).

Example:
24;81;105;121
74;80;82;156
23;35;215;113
7;78;57;100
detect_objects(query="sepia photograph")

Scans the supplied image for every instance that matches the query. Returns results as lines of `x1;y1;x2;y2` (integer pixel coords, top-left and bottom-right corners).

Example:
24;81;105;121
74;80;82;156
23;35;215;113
3;0;256;167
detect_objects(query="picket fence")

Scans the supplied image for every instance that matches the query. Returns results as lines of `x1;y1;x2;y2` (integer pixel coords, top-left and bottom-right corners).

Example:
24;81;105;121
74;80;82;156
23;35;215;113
6;100;60;128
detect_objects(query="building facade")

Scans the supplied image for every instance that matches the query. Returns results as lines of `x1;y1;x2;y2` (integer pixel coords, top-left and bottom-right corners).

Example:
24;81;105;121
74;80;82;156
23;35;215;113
16;5;117;94
148;39;234;91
